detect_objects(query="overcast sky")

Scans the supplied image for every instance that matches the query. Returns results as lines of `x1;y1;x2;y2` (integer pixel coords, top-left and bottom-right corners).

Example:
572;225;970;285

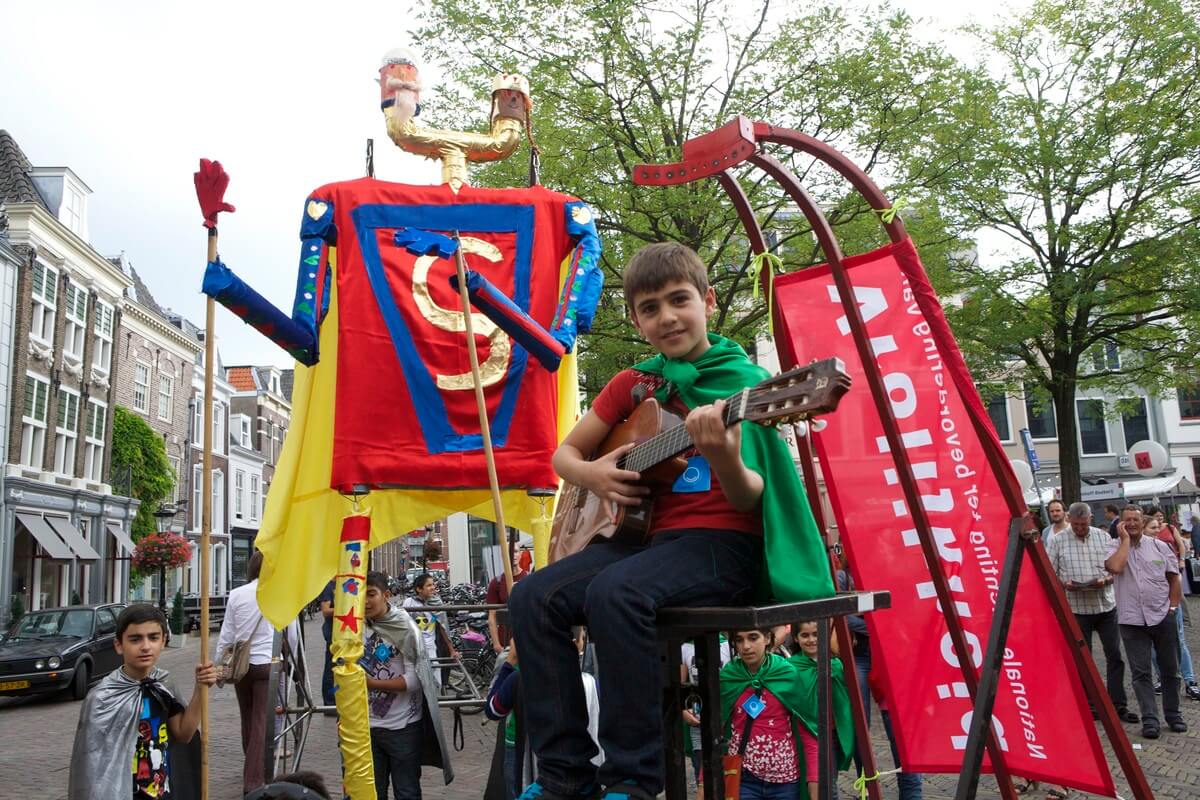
0;0;1027;368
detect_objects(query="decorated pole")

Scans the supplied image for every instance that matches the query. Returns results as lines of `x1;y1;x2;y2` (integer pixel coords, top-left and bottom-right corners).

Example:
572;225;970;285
451;233;515;590
193;159;235;800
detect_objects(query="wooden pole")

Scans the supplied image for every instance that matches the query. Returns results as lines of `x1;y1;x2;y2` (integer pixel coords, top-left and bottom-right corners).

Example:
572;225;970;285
199;229;217;800
451;233;515;591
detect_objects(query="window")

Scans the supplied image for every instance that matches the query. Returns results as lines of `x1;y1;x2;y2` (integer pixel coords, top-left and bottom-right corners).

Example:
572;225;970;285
168;456;181;503
982;390;1011;441
54;390;80;475
1089;341;1120;373
250;474;260;522
133;362;150;413
83;400;107;482
30;262;57;343
213;402;225;455
192;395;203;443
64;188;83;233
235;470;245;518
212;470;224;532
1023;384;1057;440
1179;384;1200;420
1076;399;1109;455
21;374;50;468
157;373;173;422
192;466;202;531
63;283;88;361
239;416;251;448
1120;398;1151;451
92;301;113;375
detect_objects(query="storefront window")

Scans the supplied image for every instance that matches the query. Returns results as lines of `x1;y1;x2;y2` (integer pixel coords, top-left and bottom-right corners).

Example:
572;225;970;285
467;517;497;585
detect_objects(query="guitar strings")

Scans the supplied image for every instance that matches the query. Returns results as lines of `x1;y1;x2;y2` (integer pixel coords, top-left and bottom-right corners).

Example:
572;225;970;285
617;389;747;473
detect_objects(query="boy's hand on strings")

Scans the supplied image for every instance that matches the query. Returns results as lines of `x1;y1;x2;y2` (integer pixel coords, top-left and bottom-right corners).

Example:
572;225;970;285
686;400;740;466
586;443;648;507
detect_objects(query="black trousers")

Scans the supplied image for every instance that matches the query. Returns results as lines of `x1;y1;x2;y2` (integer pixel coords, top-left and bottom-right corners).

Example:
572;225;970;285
1120;611;1182;728
1075;608;1127;709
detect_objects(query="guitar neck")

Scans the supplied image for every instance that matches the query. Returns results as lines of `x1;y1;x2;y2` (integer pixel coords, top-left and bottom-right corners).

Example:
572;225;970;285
619;389;749;473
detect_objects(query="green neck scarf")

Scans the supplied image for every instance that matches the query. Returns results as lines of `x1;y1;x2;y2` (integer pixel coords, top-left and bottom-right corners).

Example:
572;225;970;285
634;334;833;603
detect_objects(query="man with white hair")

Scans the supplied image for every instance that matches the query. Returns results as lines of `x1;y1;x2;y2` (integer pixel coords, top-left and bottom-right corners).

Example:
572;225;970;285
1046;502;1137;722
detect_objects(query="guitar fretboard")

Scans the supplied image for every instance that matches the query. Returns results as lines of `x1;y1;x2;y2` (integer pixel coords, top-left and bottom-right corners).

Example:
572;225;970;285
618;389;747;473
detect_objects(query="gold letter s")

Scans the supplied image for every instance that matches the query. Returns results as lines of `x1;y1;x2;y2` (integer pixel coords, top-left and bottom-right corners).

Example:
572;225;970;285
411;237;510;390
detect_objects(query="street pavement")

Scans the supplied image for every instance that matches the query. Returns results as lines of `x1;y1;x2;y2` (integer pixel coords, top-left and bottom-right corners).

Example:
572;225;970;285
3;598;1199;799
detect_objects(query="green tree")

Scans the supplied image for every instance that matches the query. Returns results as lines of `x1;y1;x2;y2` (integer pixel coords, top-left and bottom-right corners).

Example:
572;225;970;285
111;406;176;541
921;0;1200;502
414;0;982;397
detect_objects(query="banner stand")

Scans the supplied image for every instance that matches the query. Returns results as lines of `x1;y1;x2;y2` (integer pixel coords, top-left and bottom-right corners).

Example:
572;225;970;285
632;117;1155;799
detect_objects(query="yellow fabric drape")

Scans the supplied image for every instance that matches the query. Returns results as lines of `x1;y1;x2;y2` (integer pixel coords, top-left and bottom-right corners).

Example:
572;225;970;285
256;250;579;628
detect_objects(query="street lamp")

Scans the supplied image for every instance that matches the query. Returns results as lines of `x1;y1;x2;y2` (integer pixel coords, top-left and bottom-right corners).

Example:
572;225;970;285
153;503;178;613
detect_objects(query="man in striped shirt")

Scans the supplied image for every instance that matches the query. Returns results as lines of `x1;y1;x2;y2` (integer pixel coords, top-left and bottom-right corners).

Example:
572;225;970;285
1046;502;1136;722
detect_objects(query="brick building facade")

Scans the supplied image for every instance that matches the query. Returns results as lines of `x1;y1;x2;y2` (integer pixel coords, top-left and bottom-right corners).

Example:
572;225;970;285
0;130;138;617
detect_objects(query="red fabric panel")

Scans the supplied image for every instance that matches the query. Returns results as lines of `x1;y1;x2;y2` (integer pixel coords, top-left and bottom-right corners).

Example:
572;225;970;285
773;241;1114;794
314;179;573;493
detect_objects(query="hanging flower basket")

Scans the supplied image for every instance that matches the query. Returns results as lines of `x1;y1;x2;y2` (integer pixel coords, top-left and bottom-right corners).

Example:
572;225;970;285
132;532;194;573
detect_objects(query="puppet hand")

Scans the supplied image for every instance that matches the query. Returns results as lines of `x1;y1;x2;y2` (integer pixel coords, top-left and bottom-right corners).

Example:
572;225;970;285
193;158;236;228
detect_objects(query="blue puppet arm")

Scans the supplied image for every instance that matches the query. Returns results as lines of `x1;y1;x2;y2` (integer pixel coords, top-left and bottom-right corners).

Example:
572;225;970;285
200;195;336;367
550;201;603;352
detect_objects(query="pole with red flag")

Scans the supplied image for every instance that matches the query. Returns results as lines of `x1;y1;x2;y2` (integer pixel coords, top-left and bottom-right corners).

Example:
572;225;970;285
192;159;235;800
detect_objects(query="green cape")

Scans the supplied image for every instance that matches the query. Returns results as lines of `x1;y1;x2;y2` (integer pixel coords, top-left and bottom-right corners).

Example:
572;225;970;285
633;333;833;601
719;653;855;778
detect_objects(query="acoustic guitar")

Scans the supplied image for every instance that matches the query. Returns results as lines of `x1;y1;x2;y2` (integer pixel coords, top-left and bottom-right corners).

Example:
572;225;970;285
548;357;851;563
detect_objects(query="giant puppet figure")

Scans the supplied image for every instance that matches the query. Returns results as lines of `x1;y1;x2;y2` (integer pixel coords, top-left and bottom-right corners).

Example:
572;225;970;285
200;49;601;798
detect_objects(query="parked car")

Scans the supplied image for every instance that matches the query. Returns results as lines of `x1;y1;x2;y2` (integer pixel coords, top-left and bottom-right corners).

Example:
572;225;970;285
0;604;126;700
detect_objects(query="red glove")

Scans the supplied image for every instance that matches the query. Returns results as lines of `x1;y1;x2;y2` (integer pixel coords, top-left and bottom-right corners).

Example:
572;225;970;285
193;158;236;228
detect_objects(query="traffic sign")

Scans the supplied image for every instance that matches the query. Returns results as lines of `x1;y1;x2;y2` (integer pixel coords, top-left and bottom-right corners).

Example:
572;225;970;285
1019;428;1040;471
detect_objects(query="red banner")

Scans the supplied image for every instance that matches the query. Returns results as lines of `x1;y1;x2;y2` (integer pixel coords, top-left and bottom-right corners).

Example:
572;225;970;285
775;239;1114;794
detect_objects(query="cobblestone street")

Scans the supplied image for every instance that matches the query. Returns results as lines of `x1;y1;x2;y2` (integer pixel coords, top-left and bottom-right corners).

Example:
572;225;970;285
3;598;1199;799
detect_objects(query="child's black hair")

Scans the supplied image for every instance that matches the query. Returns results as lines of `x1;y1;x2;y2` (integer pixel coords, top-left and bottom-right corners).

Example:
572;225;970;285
116;603;169;640
366;571;391;594
412;573;434;592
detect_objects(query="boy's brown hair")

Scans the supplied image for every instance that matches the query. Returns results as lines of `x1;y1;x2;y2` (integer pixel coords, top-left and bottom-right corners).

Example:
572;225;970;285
623;242;709;306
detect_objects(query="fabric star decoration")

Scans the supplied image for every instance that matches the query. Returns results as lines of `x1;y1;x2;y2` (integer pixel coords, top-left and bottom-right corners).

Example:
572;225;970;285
335;610;361;633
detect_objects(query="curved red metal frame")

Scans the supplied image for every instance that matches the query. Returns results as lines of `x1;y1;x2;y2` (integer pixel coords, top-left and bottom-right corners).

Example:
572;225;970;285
632;117;1153;800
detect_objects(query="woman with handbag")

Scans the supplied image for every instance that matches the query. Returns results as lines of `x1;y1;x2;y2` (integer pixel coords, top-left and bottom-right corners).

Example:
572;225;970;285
214;550;275;795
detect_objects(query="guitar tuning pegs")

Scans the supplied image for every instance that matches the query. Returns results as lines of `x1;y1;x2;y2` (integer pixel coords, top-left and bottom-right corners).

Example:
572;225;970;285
811;419;828;433
791;420;809;438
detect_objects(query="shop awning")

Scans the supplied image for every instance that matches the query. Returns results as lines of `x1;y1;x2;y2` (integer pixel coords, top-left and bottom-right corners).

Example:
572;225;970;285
105;522;136;555
45;517;100;560
16;513;74;560
1121;473;1200;499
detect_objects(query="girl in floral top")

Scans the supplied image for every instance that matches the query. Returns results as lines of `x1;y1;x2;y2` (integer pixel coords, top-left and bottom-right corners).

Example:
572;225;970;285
720;625;855;800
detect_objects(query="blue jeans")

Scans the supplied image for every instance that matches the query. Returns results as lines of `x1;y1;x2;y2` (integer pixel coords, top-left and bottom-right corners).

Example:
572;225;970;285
510;529;762;796
371;723;423;800
853;649;923;800
739;773;798;800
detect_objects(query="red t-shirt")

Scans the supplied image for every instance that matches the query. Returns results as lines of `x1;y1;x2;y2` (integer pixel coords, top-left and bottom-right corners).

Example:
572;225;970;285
589;369;762;536
485;570;527;647
1156;526;1181;559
